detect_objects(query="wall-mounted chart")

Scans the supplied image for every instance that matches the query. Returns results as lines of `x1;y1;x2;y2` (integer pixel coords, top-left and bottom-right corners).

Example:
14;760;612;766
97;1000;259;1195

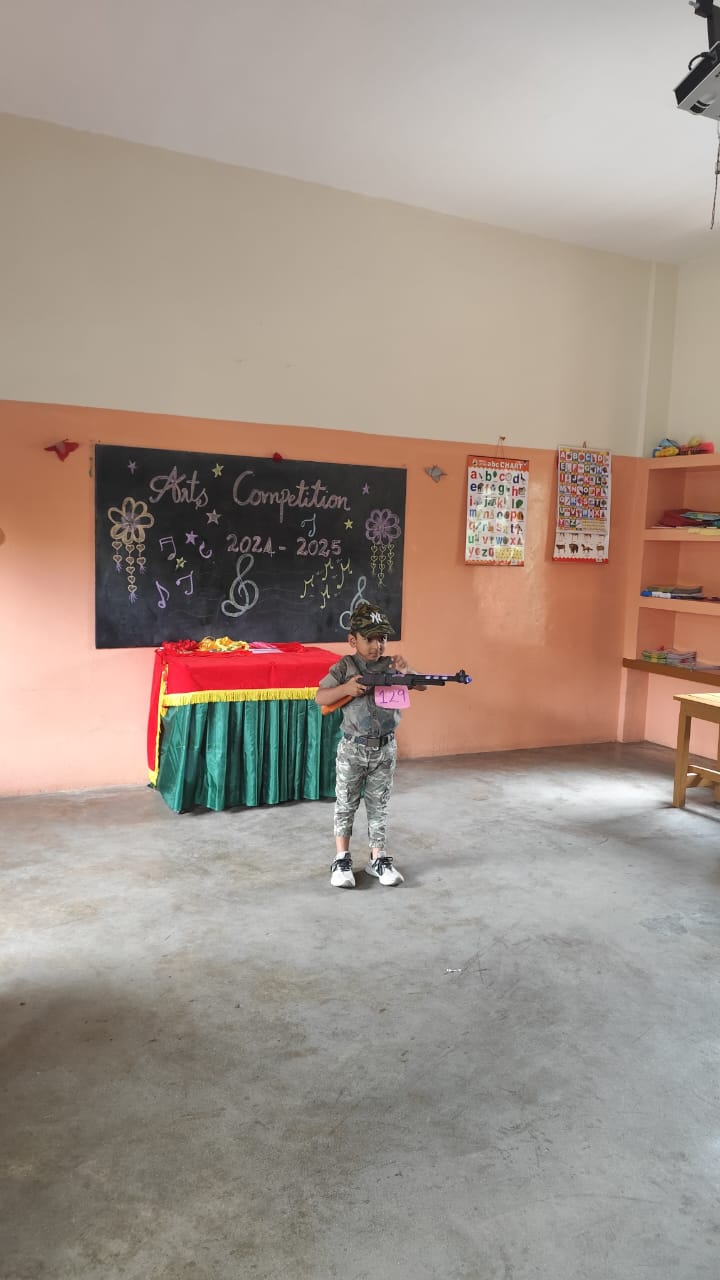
553;446;611;563
465;455;529;565
94;445;406;647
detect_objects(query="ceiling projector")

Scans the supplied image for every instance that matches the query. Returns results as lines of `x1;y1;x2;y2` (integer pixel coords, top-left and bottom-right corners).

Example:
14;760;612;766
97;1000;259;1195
675;41;720;117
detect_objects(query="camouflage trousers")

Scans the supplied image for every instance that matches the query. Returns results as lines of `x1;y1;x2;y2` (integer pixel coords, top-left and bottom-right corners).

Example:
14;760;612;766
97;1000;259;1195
333;735;397;849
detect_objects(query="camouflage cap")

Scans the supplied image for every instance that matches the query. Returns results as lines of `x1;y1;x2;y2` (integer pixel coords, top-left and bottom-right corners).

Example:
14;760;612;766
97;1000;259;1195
348;603;395;637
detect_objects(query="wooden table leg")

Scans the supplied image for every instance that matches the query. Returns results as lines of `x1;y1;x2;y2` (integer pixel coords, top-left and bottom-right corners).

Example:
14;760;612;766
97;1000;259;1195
713;724;720;802
673;706;692;808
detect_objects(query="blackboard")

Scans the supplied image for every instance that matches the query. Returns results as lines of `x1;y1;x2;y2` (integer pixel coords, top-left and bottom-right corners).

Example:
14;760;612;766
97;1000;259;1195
94;445;406;648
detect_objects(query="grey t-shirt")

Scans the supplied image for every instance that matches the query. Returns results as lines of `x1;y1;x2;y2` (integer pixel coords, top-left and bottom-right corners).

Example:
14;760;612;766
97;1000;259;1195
318;654;402;736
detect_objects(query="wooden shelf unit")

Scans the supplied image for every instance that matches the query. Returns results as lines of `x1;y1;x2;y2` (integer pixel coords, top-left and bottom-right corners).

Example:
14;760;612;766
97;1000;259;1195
645;453;720;471
622;658;720;687
638;597;720;616
621;453;720;739
644;528;720;542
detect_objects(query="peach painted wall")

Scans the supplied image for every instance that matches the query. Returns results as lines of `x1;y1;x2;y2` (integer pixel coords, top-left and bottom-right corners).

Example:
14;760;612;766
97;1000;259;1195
0;401;637;795
645;676;719;760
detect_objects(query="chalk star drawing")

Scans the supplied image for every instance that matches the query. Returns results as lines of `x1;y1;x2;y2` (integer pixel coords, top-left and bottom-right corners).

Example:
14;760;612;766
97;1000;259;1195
185;530;198;544
128;460;137;474
212;463;224;477
344;519;353;530
175;557;186;568
362;483;370;495
206;509;220;524
107;496;155;604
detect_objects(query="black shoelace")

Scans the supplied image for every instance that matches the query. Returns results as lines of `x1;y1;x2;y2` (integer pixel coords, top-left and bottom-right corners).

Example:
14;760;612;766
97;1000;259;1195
332;857;352;872
374;856;394;873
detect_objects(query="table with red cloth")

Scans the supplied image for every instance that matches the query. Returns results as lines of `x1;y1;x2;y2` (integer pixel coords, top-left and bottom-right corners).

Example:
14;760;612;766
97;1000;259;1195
148;641;342;812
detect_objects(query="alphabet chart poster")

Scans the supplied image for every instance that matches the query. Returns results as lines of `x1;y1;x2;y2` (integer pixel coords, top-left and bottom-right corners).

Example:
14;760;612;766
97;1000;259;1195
465;456;529;565
553;446;611;563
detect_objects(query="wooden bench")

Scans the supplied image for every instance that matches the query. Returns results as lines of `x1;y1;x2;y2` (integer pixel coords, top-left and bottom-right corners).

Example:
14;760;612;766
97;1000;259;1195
673;692;720;807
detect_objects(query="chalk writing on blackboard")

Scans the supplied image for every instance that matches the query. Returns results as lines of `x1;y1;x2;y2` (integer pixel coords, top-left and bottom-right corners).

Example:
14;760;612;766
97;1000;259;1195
94;445;406;648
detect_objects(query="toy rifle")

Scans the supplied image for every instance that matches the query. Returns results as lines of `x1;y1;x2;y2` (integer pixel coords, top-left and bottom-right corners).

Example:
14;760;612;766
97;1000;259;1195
321;669;472;716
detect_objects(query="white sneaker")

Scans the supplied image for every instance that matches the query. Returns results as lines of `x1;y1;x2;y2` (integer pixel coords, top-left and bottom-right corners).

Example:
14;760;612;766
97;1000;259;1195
364;855;404;886
330;856;355;888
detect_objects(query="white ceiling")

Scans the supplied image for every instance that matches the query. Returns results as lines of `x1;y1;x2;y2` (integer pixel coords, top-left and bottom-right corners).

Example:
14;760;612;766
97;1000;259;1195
1;0;719;262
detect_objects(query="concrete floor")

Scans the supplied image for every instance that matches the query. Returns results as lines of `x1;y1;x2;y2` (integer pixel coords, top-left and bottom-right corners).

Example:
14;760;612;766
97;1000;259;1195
1;742;720;1280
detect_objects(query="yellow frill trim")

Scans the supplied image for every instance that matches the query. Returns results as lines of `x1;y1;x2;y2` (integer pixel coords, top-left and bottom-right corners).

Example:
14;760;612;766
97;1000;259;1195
161;686;319;707
148;665;168;786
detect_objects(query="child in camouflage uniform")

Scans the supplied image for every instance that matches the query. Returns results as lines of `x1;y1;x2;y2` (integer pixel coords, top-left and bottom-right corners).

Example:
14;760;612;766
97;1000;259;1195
315;603;424;888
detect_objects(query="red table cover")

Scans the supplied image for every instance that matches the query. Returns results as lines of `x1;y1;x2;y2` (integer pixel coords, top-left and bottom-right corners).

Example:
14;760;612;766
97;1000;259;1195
148;642;337;774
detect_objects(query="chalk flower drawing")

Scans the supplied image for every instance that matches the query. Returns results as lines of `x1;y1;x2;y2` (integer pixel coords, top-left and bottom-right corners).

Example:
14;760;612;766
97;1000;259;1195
107;496;155;603
364;508;401;584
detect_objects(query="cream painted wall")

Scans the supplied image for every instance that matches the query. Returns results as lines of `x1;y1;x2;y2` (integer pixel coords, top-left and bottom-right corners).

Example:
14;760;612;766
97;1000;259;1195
668;241;720;444
640;263;678;458
632;242;720;753
1;113;657;453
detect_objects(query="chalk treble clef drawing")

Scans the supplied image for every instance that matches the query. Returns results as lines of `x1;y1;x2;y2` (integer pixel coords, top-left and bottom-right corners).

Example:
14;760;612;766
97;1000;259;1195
221;554;259;618
339;576;368;630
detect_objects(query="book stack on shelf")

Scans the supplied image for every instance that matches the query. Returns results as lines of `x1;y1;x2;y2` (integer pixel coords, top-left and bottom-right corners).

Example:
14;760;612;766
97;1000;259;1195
640;583;705;600
654;509;720;530
640;647;720;672
641;647;697;665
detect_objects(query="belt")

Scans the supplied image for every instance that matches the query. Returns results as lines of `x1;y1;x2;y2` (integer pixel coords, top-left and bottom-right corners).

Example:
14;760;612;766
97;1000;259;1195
343;731;395;748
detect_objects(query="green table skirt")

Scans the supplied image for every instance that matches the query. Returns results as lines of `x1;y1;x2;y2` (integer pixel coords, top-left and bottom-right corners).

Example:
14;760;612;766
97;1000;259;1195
154;699;343;812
